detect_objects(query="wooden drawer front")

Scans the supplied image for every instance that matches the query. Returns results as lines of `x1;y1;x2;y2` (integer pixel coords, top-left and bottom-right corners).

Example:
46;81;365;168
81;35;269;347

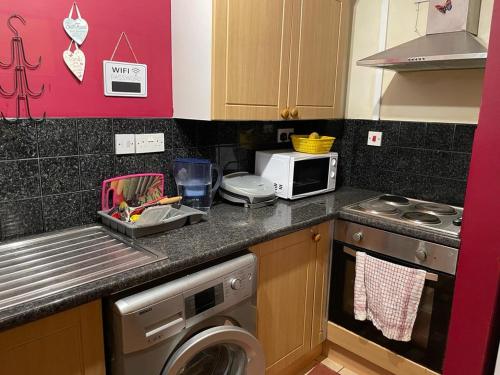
0;301;105;375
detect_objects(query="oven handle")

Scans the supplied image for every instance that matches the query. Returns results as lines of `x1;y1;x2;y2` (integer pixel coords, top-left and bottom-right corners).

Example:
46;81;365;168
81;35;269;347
343;247;439;282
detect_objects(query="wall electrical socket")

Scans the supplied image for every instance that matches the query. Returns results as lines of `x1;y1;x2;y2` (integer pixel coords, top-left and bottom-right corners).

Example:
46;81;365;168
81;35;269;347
136;133;165;153
115;134;136;154
367;131;383;147
277;128;295;143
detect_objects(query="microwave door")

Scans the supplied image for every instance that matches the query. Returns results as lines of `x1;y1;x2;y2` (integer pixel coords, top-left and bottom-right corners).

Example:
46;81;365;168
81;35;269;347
292;158;330;196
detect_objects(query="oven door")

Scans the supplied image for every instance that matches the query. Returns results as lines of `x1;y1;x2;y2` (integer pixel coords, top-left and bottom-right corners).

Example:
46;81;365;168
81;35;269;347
329;241;455;372
291;155;333;198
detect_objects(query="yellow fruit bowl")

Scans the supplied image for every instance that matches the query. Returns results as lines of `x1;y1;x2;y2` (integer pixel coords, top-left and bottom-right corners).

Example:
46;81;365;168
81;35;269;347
291;134;336;154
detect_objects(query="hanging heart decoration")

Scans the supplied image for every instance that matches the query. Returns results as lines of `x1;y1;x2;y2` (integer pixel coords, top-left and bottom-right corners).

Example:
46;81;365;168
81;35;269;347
63;41;86;82
63;3;88;45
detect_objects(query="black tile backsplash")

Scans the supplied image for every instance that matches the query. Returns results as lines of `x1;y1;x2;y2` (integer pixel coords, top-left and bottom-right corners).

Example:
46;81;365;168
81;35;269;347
453;124;475;152
0;198;43;239
0;118;323;240
424;123;454;150
40;157;80;195
81;189;102;225
112;118;146;134
0;117;474;241
0;122;38;160
80;154;114;190
78;118;113;155
38;119;78;157
399;121;427;148
114;154;145;176
43;193;83;232
0;159;40;201
340;120;475;206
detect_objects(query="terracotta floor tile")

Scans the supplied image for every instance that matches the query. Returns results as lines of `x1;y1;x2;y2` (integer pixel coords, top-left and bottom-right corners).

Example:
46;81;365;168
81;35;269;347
303;360;320;374
308;363;341;375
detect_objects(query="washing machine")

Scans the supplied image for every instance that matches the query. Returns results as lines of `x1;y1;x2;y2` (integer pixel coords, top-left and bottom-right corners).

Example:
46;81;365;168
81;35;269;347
110;253;265;375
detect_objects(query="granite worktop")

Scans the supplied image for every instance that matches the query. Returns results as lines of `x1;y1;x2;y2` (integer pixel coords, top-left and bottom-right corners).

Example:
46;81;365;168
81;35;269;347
0;186;460;330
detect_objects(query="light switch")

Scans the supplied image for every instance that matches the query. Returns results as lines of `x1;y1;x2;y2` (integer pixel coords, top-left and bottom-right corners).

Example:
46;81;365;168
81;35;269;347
115;134;136;154
367;131;382;147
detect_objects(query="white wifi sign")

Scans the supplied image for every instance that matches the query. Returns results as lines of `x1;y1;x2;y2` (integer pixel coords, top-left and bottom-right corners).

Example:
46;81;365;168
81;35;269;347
103;61;148;97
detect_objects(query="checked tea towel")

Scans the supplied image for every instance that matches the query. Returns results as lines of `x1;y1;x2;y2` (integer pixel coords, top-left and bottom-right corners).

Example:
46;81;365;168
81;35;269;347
354;251;426;341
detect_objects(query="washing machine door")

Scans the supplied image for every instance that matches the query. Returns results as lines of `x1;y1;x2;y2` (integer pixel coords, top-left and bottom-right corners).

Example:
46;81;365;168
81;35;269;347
162;325;264;375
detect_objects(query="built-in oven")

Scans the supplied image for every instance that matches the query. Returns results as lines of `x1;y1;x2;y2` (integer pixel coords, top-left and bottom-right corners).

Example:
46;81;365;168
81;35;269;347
329;220;457;373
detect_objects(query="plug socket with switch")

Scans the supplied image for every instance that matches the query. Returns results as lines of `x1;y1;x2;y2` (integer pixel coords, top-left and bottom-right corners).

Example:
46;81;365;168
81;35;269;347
136;133;165;153
115;133;165;154
277;128;295;143
115;134;136;154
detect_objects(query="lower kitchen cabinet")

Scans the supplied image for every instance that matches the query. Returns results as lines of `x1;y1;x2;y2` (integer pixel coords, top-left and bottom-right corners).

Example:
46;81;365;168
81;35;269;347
0;300;105;375
250;222;332;374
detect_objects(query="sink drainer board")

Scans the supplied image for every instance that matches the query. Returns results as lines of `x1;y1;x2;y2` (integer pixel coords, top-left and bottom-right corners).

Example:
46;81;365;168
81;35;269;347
0;226;157;312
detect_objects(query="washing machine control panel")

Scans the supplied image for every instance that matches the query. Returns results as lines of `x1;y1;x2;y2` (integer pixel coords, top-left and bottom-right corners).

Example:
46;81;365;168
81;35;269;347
184;263;255;320
230;278;242;290
222;264;254;301
184;283;224;318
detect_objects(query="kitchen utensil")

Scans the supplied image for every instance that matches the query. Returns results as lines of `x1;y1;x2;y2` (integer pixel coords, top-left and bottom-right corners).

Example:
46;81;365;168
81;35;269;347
220;172;277;208
101;174;164;211
173;158;222;212
1;15;45;124
129;196;183;216
109;195;182;223
118;201;130;222
134;206;174;227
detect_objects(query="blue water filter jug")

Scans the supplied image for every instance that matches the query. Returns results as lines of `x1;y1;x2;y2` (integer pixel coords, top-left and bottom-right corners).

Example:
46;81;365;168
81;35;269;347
173;158;222;212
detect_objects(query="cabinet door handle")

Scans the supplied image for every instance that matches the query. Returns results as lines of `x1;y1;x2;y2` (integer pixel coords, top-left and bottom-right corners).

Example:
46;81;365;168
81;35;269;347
290;107;299;118
312;233;321;242
281;108;290;119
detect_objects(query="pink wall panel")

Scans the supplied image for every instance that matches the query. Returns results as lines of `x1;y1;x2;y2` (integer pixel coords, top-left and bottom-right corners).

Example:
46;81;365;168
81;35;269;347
443;1;500;373
0;0;172;118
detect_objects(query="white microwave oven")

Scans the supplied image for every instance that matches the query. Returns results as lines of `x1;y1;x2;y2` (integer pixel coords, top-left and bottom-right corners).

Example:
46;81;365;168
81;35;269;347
255;150;338;200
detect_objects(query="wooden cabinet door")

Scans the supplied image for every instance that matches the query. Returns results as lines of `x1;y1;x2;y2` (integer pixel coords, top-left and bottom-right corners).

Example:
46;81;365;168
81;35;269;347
251;228;317;374
212;0;293;120
311;222;332;348
0;301;105;375
288;0;345;120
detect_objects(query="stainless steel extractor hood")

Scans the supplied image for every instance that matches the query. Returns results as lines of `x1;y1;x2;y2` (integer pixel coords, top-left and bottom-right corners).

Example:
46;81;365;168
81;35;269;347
358;0;487;71
358;31;487;71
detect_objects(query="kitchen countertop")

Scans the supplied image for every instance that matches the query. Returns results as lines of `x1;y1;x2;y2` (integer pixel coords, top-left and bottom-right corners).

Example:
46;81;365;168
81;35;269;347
0;186;460;330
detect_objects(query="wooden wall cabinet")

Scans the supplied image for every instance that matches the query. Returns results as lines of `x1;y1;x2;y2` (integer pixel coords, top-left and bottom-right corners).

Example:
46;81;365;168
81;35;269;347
0;300;105;375
250;222;332;374
172;1;353;121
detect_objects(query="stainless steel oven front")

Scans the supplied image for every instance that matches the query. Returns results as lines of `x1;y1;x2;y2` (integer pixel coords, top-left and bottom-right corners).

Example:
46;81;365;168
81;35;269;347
329;220;457;373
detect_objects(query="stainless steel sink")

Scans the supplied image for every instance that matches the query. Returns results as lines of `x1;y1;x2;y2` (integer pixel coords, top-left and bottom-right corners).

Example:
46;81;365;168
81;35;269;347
0;226;158;311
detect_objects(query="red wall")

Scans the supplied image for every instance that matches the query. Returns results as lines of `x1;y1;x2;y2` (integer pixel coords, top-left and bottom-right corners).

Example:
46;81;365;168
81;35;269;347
443;1;500;373
0;0;172;118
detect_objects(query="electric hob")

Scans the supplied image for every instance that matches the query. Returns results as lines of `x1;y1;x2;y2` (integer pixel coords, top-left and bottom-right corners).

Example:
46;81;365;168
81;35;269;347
342;194;463;238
